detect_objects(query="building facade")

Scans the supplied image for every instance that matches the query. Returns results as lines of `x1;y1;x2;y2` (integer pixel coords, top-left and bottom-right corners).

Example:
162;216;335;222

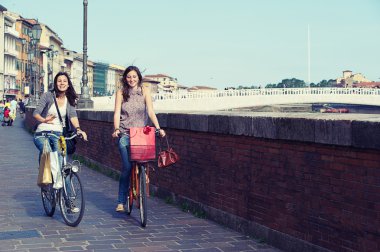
144;74;178;93
336;70;372;87
2;11;19;101
93;62;108;96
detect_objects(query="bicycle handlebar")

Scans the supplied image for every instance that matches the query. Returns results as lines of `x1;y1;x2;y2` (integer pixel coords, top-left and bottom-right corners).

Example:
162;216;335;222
35;132;82;140
117;129;161;138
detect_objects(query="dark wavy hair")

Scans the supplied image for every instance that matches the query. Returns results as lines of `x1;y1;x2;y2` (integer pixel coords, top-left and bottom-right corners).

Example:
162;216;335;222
121;66;143;102
53;72;78;106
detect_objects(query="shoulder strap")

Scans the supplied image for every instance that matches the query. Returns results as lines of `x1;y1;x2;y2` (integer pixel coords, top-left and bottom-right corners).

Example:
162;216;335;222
52;91;65;129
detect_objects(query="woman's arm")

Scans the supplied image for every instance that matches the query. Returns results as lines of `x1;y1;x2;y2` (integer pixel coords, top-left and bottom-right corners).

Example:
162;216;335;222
70;116;88;141
112;90;123;138
144;87;166;137
33;92;55;123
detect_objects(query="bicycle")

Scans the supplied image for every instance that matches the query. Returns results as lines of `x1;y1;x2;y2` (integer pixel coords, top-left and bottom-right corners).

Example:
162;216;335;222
35;132;85;227
126;161;149;227
119;131;156;227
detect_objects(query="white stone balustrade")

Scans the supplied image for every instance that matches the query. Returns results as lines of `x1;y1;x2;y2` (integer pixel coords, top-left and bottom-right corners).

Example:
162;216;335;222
90;88;380;111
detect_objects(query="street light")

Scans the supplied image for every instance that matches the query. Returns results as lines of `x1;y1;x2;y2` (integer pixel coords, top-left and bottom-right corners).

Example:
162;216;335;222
77;0;94;108
20;38;27;97
46;45;58;91
26;23;43;105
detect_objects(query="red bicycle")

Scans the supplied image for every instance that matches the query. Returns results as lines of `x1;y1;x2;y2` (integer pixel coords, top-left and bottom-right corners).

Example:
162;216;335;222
126;161;149;227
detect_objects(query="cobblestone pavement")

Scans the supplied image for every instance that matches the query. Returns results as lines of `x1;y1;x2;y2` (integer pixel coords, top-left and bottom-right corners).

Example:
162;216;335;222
0;116;281;252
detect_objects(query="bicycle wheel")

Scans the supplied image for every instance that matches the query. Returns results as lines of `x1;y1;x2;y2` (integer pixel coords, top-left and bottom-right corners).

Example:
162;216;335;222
59;172;85;227
138;165;147;227
41;184;56;217
126;187;134;215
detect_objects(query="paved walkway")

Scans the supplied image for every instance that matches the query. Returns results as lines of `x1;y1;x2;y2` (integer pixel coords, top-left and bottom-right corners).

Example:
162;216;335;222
0;116;281;252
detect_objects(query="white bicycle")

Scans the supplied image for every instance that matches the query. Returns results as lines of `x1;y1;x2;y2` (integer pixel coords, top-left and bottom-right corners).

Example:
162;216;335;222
36;132;85;227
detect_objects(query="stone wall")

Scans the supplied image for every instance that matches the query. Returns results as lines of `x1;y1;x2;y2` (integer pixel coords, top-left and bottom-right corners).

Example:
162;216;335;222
25;108;380;252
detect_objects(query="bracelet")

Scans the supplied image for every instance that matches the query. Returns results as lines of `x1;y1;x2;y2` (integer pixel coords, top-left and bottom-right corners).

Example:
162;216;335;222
76;127;81;131
114;128;120;132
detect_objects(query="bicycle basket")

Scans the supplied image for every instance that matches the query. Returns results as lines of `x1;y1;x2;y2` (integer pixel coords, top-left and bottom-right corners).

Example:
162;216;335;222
130;145;156;161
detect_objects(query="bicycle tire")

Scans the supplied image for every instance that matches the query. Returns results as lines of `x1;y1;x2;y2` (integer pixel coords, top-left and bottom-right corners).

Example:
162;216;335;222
126;188;134;215
41;184;56;217
126;165;136;215
59;172;85;227
139;165;147;227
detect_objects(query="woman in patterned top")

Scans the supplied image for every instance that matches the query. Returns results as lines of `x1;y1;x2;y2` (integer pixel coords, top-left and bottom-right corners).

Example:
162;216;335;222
112;65;165;212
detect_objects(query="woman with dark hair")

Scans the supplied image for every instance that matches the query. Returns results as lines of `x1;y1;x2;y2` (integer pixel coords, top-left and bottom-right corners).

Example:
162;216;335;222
112;65;165;212
33;72;88;212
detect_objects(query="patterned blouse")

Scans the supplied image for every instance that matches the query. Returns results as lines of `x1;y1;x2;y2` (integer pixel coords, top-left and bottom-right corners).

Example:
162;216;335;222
119;87;148;132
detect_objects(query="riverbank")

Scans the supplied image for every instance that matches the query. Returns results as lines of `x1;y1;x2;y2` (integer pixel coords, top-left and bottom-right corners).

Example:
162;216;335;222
232;103;380;114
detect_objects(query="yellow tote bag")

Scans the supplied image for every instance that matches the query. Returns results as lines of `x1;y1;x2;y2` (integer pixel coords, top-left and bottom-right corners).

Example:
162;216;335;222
37;139;52;187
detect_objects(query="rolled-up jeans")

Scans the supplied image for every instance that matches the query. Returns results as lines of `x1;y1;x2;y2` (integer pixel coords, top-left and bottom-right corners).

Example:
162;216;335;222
118;135;132;204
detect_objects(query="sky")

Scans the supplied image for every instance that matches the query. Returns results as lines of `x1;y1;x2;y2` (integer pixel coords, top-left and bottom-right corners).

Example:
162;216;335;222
2;0;380;89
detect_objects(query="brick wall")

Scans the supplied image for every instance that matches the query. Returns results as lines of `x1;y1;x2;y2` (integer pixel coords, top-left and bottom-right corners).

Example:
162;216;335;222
149;129;380;252
24;108;380;252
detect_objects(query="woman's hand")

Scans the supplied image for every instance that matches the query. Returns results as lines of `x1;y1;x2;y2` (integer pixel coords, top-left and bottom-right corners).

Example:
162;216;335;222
77;129;88;141
44;114;56;124
112;129;120;138
158;129;166;137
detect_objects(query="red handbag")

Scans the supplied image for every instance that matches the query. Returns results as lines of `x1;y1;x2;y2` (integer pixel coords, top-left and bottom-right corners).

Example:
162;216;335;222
158;136;179;168
129;126;156;161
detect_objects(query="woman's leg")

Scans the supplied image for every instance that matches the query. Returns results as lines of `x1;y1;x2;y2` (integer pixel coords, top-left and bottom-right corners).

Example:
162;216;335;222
118;135;132;205
33;135;46;165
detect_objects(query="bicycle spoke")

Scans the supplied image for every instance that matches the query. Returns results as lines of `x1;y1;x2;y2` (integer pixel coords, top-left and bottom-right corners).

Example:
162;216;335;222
41;184;56;217
59;173;85;227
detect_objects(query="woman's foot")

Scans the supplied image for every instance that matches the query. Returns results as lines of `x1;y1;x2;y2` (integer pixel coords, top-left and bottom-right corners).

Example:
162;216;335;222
116;204;125;212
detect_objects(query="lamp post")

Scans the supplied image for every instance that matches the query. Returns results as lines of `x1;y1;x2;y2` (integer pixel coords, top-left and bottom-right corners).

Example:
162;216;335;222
26;23;42;105
20;38;28;98
77;0;93;108
46;45;58;91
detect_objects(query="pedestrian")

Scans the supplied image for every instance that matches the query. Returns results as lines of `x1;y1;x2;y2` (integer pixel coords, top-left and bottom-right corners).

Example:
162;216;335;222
33;72;88;212
112;65;165;212
18;98;25;116
9;98;17;124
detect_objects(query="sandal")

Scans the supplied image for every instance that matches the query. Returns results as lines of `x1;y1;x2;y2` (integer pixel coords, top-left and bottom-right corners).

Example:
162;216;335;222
116;204;125;212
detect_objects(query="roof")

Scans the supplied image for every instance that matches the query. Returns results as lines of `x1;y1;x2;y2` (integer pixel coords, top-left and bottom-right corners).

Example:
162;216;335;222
20;18;38;25
352;82;380;88
144;74;170;78
142;77;160;84
0;5;7;12
187;86;217;92
188;86;217;90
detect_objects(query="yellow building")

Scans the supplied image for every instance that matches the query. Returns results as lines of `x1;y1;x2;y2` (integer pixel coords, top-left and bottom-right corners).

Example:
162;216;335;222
336;70;371;87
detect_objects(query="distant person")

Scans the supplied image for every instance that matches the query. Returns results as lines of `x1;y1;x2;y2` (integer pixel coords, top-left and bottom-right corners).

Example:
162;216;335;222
10;98;17;120
3;106;12;126
112;65;165;212
23;95;30;106
18;98;26;116
5;99;10;108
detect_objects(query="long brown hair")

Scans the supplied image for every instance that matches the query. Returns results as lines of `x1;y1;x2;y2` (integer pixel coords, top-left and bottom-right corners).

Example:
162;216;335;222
121;66;143;102
53;72;78;106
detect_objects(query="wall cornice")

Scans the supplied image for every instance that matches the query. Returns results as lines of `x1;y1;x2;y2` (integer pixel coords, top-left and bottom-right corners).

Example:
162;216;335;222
76;110;380;150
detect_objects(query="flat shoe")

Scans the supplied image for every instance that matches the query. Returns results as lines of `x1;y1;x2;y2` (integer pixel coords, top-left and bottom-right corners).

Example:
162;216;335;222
116;204;125;212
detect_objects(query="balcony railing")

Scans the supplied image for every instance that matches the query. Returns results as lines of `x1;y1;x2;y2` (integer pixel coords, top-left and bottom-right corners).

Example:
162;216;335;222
4;26;19;38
